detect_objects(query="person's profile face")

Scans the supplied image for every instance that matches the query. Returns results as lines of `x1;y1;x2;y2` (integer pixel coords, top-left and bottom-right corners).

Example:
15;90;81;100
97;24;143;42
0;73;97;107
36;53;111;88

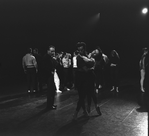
91;49;99;57
48;47;55;56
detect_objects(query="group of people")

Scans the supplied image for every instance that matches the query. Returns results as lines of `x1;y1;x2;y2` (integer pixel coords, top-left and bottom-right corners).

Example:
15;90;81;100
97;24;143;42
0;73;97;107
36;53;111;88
22;42;121;118
22;48;73;94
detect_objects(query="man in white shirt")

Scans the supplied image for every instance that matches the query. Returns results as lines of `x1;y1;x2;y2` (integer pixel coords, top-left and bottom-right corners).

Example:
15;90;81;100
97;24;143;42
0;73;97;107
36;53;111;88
22;48;37;93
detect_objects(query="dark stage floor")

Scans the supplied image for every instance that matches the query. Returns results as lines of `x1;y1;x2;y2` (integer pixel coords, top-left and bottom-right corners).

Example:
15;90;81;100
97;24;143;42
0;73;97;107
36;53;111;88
0;81;148;136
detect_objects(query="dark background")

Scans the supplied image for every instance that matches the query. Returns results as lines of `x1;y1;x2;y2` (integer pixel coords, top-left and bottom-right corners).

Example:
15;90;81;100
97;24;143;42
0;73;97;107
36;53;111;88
0;0;148;87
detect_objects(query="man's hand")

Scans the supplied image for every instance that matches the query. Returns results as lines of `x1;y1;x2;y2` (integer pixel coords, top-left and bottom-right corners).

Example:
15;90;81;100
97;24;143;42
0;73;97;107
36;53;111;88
141;88;145;93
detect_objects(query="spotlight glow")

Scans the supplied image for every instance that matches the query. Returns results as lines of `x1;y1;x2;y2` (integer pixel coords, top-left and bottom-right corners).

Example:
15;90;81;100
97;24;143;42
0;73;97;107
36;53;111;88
142;8;148;14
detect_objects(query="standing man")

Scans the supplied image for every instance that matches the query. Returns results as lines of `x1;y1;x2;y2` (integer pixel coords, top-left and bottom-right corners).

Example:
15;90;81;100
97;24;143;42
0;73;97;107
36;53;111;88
43;45;58;110
22;48;37;93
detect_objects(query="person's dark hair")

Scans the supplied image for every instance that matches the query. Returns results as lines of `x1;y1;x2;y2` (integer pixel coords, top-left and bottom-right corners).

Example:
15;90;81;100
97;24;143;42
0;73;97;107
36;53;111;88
96;46;102;54
94;49;102;61
76;42;86;50
111;50;120;60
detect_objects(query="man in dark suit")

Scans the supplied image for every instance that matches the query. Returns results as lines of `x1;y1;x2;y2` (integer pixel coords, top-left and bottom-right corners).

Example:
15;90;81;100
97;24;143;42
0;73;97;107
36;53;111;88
43;45;58;110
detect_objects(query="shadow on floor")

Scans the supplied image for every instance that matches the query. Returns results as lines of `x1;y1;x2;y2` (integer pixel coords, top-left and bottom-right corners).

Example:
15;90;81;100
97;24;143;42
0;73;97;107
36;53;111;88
54;116;90;136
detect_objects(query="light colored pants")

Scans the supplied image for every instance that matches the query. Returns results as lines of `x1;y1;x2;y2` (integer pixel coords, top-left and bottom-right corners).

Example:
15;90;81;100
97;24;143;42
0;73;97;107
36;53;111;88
54;71;60;91
140;69;145;91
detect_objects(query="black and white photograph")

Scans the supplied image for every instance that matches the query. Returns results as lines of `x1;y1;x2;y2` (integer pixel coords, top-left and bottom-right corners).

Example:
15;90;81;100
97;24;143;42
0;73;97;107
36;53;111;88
0;0;148;136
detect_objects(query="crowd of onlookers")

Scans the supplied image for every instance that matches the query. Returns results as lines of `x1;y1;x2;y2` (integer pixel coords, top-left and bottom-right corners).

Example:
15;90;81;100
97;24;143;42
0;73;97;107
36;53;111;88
22;45;120;95
22;42;121;115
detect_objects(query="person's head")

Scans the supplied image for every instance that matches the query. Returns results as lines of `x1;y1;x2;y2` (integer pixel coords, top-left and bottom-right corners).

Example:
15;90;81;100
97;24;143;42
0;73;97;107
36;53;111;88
27;48;32;54
33;48;38;54
142;47;148;55
90;49;98;57
76;42;86;55
111;50;117;57
91;46;102;57
47;45;55;57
